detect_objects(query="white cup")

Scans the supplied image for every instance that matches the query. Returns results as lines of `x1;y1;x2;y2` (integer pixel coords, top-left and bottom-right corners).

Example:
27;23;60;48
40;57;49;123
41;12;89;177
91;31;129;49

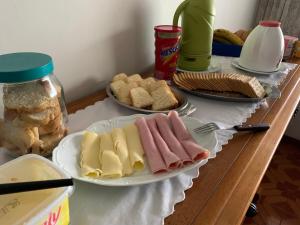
239;21;284;72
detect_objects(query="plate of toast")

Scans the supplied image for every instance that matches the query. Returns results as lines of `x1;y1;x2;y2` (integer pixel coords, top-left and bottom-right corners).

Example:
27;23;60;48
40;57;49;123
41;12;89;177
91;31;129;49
172;72;280;102
107;73;195;115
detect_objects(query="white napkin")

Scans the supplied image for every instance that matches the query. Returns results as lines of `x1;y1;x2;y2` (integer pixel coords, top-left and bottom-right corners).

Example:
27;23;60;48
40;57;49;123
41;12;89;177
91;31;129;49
66;58;296;225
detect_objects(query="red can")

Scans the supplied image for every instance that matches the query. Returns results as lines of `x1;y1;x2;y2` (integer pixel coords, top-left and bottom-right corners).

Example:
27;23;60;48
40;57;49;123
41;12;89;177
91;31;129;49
154;25;182;80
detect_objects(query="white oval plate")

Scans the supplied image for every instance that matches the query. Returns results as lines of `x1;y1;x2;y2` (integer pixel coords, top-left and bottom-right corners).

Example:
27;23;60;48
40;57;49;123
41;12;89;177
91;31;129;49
52;114;218;187
231;58;285;75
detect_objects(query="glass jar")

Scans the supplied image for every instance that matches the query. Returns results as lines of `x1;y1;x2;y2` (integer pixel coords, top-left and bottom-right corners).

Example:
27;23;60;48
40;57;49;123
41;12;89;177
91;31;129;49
0;52;68;157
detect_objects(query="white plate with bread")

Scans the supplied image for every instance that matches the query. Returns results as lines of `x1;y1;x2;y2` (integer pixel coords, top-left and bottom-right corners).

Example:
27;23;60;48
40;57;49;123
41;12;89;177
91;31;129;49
107;73;195;115
173;72;280;102
52;114;218;186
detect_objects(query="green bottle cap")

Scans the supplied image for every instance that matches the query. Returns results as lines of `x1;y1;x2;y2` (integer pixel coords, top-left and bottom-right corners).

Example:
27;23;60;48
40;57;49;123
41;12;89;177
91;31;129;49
0;52;54;83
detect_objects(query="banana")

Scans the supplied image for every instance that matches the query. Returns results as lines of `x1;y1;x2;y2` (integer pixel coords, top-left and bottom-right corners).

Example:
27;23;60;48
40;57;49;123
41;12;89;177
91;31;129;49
213;36;232;45
214;29;244;46
235;29;252;42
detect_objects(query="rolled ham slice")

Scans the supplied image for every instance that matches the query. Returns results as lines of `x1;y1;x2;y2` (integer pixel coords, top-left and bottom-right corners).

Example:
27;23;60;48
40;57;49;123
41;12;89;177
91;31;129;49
168;111;210;161
146;118;181;169
135;117;167;173
154;114;192;165
168;111;192;141
181;140;210;161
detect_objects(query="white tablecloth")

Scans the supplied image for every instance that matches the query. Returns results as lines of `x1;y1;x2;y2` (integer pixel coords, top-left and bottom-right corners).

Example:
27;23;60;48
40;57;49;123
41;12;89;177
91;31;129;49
0;56;296;225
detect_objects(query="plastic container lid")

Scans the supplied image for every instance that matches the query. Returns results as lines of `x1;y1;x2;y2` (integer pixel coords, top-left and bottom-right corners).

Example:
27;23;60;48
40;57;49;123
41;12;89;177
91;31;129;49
0;52;54;83
259;20;281;27
0;154;73;225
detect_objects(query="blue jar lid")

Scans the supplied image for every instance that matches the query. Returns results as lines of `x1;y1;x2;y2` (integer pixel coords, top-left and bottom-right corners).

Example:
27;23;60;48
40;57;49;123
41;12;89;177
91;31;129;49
0;52;54;83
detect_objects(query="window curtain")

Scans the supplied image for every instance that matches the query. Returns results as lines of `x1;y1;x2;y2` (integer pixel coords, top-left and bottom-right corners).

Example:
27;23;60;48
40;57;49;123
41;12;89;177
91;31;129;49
254;0;300;37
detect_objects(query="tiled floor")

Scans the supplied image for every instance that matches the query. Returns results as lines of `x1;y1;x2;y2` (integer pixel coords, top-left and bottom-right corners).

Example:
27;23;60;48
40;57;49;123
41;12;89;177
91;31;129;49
243;136;300;225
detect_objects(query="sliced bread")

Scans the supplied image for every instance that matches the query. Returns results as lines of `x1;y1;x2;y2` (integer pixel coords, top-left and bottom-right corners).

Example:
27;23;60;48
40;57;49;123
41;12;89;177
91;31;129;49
116;82;139;105
110;80;127;96
112;73;127;82
38;113;63;135
151;86;178;111
149;80;168;93
126;74;143;83
0;120;38;154
3;82;59;113
130;87;154;108
139;77;156;92
39;127;67;156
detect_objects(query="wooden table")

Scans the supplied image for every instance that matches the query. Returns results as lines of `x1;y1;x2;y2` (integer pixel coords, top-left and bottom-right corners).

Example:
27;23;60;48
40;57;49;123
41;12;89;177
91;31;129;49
67;59;300;225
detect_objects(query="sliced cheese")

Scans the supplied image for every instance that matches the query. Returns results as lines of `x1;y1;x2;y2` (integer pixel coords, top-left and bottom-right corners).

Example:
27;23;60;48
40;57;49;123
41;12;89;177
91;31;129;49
99;133;122;178
80;131;101;177
111;128;133;175
123;124;145;170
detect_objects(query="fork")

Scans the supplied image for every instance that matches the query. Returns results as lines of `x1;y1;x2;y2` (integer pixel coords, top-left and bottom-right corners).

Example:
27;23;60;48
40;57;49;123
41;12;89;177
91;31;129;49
193;122;270;134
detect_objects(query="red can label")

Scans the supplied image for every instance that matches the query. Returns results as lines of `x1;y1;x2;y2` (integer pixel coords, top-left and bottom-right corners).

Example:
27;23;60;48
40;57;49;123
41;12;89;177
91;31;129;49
154;26;181;80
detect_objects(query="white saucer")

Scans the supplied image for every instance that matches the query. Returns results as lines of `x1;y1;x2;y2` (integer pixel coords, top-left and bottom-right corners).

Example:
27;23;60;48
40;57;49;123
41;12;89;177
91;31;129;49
176;64;221;73
231;58;285;75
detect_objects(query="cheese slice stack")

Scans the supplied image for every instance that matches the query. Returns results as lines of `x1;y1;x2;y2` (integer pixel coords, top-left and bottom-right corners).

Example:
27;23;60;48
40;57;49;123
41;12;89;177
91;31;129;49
123;124;145;170
99;133;123;178
80;124;146;179
80;131;102;177
112;128;133;176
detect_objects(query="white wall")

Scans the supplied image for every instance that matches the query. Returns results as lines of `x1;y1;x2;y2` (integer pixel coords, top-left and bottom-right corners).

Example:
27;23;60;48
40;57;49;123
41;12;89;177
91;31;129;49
0;0;258;102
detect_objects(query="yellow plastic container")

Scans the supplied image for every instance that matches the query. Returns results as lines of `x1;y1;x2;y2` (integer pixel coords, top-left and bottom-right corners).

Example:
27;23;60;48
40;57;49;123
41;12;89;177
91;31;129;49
0;154;73;225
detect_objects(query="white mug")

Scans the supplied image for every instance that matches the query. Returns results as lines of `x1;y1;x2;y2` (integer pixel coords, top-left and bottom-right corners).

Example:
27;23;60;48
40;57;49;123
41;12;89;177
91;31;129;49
239;21;284;72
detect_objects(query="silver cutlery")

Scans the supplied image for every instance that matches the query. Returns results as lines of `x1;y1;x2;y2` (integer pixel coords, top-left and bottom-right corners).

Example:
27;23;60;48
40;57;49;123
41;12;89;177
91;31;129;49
193;122;270;134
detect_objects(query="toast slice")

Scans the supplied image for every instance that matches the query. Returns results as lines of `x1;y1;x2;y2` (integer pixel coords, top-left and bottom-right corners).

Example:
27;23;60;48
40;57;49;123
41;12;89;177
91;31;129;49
0;120;38;154
110;80;127;96
20;106;61;126
39;127;67;156
38;113;63;135
139;77;156;92
3;82;59;113
149;80;168;92
126;74;143;83
4;106;61;126
130;87;154;108
151;86;178;111
3;82;59;112
112;73;127;82
116;82;139;105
